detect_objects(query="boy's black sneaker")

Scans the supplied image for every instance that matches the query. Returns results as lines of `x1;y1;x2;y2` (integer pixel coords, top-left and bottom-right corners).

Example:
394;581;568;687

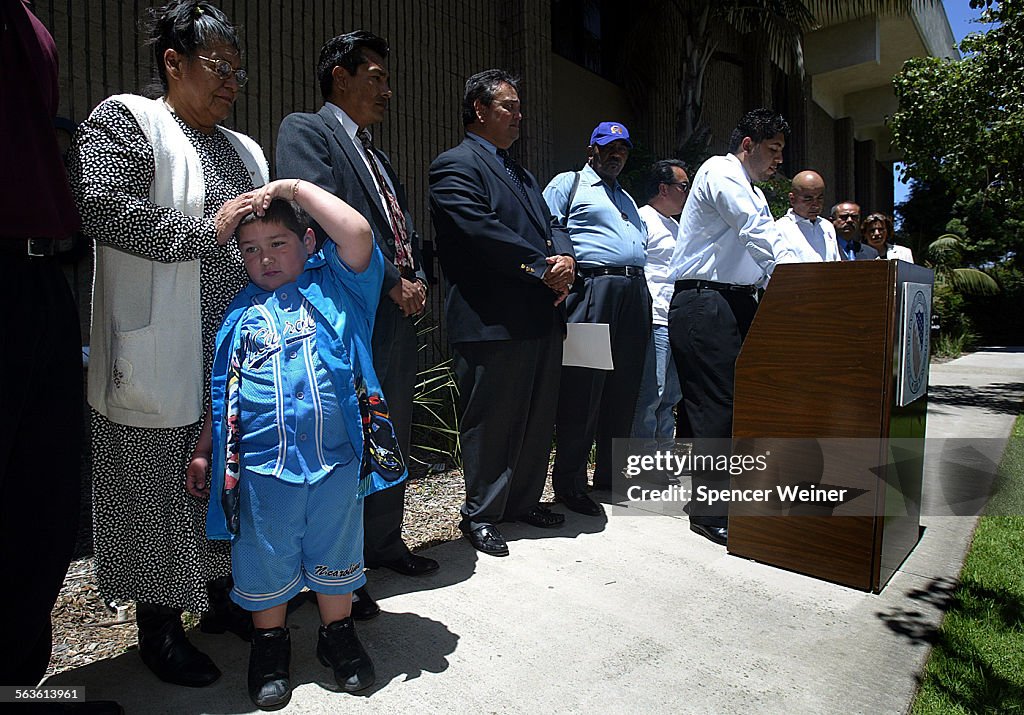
316;617;375;692
248;627;292;710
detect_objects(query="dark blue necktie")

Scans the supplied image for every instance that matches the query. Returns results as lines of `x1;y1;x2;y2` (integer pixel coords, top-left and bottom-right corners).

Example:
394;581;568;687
496;148;527;198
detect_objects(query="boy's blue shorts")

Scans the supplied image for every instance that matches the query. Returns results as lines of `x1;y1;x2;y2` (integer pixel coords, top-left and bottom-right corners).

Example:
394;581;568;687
230;463;366;612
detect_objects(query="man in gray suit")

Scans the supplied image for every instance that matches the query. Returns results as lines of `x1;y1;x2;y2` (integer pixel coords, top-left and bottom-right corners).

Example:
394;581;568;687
276;31;439;615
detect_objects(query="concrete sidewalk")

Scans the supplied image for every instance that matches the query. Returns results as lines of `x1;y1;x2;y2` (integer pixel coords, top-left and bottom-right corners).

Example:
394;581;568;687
49;348;1024;714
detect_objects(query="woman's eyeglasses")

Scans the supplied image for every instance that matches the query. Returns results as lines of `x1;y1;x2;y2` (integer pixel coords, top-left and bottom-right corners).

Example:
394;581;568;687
196;55;248;87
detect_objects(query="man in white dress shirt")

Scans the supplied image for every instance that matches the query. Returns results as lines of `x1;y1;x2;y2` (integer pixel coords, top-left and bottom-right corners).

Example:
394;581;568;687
631;160;690;447
775;171;840;262
667;109;800;546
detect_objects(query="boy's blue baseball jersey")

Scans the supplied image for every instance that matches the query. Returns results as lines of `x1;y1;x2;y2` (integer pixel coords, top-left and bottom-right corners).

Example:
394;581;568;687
231;290;351;484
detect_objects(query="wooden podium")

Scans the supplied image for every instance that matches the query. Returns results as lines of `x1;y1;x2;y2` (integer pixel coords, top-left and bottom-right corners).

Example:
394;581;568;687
728;259;933;592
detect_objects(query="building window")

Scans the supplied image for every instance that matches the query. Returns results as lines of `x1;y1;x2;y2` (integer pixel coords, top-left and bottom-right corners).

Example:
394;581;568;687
552;0;627;83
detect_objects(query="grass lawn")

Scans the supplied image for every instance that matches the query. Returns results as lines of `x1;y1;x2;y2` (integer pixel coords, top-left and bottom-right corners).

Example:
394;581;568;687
912;415;1024;714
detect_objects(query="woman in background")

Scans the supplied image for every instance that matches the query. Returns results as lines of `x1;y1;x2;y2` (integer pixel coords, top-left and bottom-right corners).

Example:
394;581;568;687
862;212;914;262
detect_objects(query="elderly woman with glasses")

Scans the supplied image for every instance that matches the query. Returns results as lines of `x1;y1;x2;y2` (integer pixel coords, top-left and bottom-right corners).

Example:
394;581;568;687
862;212;915;263
68;1;267;688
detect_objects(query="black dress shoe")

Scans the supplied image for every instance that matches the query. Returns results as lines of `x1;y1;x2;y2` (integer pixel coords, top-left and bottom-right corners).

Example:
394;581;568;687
200;576;253;641
248;627;291;710
690;523;728;546
136;603;221;687
367;552;440;576
555;491;604;516
461;523;509;557
519;505;565;528
317;617;375;692
350;586;381;621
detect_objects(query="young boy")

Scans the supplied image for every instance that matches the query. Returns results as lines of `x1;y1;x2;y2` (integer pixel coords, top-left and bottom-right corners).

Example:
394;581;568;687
186;179;406;710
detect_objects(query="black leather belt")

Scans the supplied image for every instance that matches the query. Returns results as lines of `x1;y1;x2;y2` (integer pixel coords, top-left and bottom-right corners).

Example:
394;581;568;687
675;279;757;295
0;238;64;258
579;266;645;278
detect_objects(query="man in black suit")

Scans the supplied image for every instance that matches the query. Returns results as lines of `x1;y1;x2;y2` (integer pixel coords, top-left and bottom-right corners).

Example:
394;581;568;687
276;31;438;610
831;201;879;260
429;69;576;557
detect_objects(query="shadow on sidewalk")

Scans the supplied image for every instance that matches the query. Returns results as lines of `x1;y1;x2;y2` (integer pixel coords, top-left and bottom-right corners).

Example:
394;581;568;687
48;604;459;713
928;382;1024;416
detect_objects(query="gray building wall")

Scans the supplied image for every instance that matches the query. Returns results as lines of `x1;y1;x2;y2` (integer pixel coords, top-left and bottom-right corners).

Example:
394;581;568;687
38;0;901;358
806;99;839;209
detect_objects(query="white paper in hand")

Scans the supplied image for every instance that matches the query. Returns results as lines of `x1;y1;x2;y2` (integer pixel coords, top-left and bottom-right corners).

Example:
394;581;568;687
562;323;614;370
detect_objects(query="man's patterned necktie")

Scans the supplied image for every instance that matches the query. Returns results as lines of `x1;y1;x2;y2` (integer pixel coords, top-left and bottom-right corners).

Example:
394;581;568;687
496;148;528;199
358;128;414;273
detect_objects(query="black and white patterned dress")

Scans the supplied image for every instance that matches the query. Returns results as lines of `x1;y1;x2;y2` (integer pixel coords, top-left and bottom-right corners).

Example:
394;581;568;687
69;99;255;613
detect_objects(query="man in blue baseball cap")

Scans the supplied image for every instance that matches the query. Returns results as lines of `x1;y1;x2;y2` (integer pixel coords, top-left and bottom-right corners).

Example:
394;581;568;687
543;121;651;516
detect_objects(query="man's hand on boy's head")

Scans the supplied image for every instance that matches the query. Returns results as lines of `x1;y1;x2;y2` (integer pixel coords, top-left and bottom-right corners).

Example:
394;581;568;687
185;455;211;500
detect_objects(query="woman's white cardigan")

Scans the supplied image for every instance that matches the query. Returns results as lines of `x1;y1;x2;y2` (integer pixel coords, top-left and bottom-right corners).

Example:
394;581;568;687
88;94;268;428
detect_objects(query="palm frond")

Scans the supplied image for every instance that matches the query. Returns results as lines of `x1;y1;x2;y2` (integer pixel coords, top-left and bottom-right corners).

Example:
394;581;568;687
805;0;939;27
950;267;1000;296
927;233;965;265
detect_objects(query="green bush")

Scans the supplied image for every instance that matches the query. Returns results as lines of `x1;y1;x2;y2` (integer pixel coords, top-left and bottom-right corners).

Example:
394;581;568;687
934;329;977;359
409;316;461;471
964;264;1024;345
410;358;461;471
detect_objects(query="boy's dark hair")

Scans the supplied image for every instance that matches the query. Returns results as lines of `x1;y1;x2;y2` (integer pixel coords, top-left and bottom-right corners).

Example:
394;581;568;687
727;109;790;153
238;199;310;239
316;30;389;101
145;1;240;92
462;69;519;126
643;159;687;203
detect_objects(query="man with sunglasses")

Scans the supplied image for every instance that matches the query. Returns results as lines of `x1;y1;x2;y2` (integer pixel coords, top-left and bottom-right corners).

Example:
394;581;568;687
543;122;651;516
631;160;691;449
831;201;879;261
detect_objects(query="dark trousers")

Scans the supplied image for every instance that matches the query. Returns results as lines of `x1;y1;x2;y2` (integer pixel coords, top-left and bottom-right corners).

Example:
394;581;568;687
668;286;757;527
364;298;418;563
552;274;651;494
453;322;562;530
0;258;82;685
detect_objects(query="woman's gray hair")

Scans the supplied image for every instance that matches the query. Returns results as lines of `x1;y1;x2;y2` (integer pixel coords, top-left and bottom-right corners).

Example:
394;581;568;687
145;1;240;93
